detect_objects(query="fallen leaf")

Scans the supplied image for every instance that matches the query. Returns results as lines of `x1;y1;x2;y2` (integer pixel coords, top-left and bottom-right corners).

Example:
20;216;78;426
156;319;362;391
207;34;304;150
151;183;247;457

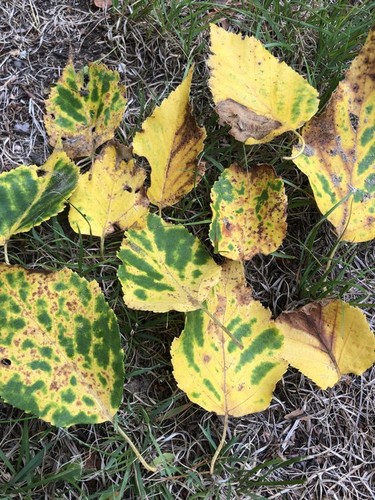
69;144;149;239
276;300;375;389
133;67;206;208
209;164;287;260
208;24;319;145
292;27;375;242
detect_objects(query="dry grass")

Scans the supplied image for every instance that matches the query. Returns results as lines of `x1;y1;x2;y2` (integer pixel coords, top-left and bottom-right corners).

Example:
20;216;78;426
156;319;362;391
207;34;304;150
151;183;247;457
0;0;374;498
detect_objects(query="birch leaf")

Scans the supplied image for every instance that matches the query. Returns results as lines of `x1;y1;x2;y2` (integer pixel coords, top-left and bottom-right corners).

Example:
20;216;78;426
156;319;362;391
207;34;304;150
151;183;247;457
171;261;288;416
69;144;149;238
133;67;206;208
45;62;126;158
208;24;319;145
276;300;375;389
0;265;124;427
292;28;375;242
0;150;78;246
209;164;287;260
117;213;221;312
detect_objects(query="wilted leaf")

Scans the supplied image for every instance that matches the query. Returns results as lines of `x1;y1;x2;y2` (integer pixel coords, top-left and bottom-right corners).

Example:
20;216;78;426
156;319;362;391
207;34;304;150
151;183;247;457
68;144;149;238
276;300;375;389
209;164;287;260
45;62;126;158
292;28;375;242
171;261;288;416
117;213;221;312
0;150;78;246
208;24;319;144
133;67;206;208
0;265;124;427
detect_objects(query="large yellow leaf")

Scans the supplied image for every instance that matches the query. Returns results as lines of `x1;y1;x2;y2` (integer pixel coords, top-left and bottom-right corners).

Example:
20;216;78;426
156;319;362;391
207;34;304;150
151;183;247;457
132;67;206;208
276;300;375;390
69;144;149;239
208;24;319;145
292;28;375;242
209;163;287;260
171;261;288;416
0;150;78;246
45;62;126;158
0;265;124;427
117;213;221;312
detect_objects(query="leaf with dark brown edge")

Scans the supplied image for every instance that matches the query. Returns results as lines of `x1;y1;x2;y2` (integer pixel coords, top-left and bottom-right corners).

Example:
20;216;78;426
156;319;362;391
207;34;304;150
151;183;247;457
276;300;375;389
133;67;206;208
292;27;375;242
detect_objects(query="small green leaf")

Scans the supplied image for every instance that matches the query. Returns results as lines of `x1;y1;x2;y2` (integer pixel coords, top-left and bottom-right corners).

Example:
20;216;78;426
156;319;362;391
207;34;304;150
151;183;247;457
0;150;79;246
0;265;124;427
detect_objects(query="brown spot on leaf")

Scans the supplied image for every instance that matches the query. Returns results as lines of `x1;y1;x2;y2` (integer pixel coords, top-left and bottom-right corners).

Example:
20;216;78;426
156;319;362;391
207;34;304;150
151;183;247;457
203;354;211;363
216;99;281;142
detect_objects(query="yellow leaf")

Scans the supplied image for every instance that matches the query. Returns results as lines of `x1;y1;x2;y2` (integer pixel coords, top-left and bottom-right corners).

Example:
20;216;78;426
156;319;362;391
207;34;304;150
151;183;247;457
45;62;126;158
276;300;375;389
208;24;319;145
133;67;206;208
292;28;375;242
171;261;288;416
69;144;149;239
209;164;287;260
117;214;221;312
0;265;124;427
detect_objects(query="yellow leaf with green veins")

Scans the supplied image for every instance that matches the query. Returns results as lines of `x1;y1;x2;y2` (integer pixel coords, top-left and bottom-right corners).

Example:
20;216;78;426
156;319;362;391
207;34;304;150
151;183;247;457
0;150;78;246
209;164;287;260
69;144;149;238
208;24;319;145
117;213;221;312
171;261;288;416
276;300;375;390
292;28;375;242
133;67;206;208
0;265;124;427
45;62;126;158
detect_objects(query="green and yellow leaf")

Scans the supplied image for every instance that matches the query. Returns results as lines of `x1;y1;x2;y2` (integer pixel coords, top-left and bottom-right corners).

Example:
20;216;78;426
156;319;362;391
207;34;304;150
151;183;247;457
0;265;124;427
276;300;375;389
68;144;149;239
208;24;319;145
45;62;126;158
171;260;288;416
133;67;206;208
292;28;375;242
0;150;78;246
117;213;221;312
209;164;287;260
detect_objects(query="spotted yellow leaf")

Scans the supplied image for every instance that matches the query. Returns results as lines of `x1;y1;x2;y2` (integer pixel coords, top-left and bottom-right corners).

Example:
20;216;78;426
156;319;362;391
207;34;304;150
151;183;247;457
276;300;375;389
292;28;375;242
0;150;78;246
209;164;287;260
117;213;221;312
171;261;288;416
45;62;126;158
133;67;206;208
208;24;319;145
69;144;149;239
0;265;124;427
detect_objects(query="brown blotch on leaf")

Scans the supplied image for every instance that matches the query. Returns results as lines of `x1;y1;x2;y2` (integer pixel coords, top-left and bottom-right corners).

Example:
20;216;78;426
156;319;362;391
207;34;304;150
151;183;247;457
203;354;211;363
216;99;281;142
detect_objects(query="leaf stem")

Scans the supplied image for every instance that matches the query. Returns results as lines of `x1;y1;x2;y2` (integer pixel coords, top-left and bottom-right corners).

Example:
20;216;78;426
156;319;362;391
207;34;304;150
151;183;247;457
210;412;229;475
283;130;305;160
4;242;10;265
100;235;105;258
201;305;244;349
113;420;158;473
